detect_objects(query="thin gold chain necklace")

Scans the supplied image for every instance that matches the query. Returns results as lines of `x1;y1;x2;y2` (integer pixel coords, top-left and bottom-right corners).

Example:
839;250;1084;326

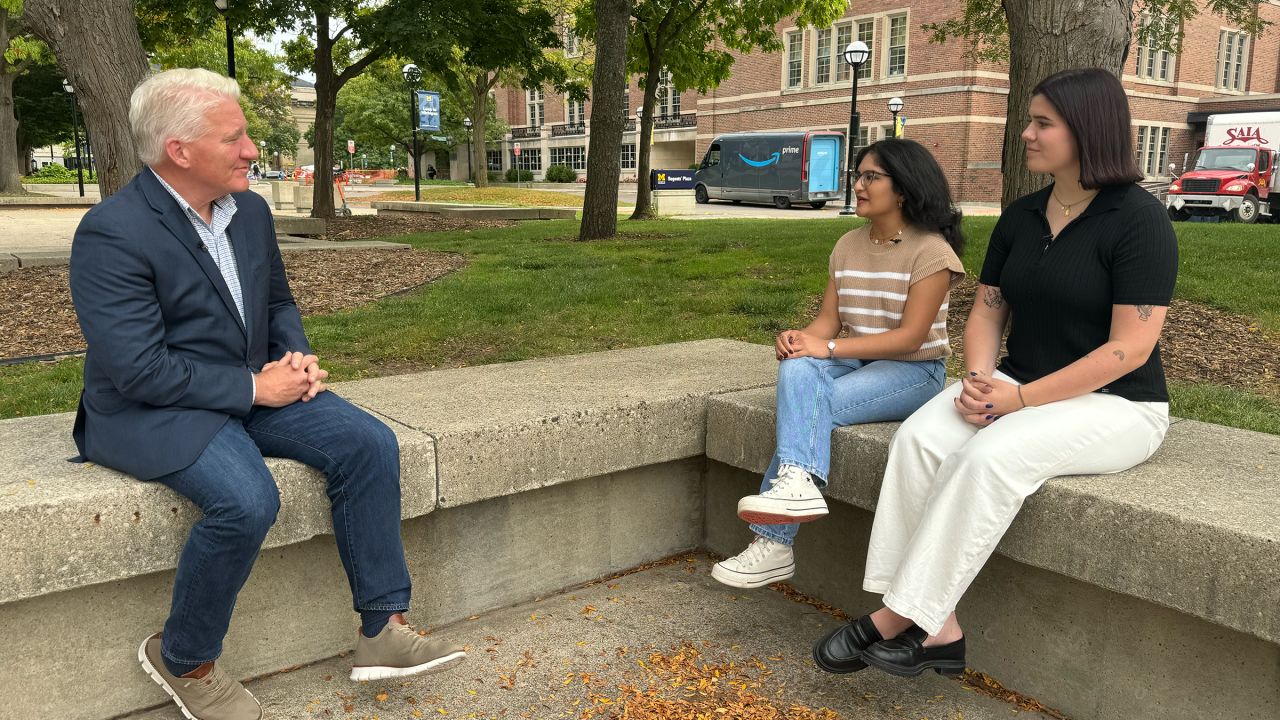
1050;188;1097;218
869;226;904;245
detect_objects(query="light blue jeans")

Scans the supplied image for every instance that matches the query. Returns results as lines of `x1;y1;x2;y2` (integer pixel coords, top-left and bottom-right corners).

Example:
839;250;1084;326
751;356;946;546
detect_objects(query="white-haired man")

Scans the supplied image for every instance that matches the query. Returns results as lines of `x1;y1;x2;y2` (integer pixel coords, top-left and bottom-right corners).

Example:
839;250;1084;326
69;68;463;720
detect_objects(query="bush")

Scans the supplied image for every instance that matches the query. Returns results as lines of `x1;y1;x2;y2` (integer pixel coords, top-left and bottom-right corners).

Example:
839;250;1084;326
505;167;534;182
23;164;94;183
396;168;409;181
544;164;578;183
488;171;504;183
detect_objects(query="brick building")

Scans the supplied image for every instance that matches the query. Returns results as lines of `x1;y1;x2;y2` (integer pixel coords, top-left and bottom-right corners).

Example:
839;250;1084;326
485;2;1280;205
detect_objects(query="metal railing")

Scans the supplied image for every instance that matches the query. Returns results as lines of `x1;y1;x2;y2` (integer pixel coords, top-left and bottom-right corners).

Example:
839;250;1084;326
511;125;542;139
654;113;696;129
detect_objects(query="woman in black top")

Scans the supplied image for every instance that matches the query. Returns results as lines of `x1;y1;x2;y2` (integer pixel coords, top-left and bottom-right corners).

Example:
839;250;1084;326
811;69;1178;678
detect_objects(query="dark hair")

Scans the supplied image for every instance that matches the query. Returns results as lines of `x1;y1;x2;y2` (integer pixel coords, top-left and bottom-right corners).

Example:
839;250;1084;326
855;138;965;255
1031;68;1143;188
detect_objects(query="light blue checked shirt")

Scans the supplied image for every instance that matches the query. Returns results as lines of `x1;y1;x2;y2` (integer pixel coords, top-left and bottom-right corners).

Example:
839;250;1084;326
150;169;256;404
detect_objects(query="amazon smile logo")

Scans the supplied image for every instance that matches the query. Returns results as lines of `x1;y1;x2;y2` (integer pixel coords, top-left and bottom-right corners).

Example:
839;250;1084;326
738;152;780;167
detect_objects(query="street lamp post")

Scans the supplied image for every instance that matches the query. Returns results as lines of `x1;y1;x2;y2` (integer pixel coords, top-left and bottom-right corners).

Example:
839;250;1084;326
839;41;871;216
258;140;266;176
389;144;395;169
213;0;236;79
888;97;904;139
463;117;473;184
62;79;84;198
362;153;367;170
402;64;422;201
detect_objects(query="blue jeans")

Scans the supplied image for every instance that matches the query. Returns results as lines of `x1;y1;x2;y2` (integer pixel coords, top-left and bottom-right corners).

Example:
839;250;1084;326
750;356;945;546
153;391;410;668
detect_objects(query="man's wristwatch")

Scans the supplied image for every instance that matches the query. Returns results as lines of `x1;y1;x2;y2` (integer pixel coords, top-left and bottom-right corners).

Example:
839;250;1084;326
826;339;837;359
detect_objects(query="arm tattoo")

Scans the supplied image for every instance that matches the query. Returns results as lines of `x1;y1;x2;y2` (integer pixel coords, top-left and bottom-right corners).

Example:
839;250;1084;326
982;286;1005;309
1136;304;1153;321
1113;349;1125;361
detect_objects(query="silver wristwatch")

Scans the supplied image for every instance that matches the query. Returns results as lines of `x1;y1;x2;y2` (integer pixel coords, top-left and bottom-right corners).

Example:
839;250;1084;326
827;339;837;359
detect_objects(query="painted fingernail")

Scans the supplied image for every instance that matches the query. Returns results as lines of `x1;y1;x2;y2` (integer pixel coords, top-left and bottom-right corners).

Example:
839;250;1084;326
985;415;993;420
985;403;993;409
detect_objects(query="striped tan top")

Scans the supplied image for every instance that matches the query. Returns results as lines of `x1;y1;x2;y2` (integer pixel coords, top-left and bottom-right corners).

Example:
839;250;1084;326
828;225;966;361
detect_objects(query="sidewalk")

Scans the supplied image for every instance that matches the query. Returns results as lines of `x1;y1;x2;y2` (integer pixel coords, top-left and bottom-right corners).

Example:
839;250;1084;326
122;555;1055;720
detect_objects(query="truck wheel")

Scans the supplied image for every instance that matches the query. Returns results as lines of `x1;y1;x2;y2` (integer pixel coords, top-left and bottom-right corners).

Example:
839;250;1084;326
694;185;709;204
774;196;792;209
1168;206;1189;222
1232;194;1259;223
810;201;827;210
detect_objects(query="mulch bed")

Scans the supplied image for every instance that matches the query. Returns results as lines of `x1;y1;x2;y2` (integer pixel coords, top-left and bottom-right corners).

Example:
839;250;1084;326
0;248;465;361
320;214;514;241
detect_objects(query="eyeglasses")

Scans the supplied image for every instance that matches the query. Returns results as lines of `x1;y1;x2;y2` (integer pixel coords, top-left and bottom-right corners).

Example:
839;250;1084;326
854;170;892;185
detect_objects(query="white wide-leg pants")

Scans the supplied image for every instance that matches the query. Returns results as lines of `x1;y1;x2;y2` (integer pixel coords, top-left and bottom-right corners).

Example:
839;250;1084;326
862;371;1169;635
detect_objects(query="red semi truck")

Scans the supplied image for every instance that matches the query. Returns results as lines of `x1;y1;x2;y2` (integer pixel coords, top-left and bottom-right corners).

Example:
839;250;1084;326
1166;111;1280;223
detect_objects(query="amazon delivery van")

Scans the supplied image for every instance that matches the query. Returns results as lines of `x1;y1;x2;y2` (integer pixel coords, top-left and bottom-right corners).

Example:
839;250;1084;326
694;131;845;209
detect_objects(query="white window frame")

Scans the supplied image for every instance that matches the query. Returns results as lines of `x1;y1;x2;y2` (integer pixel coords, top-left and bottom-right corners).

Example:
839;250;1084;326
526;88;545;128
1135;14;1177;82
784;30;804;89
566;98;586;127
563;27;581;58
885;14;908;78
1136;125;1171;177
835;23;854;83
814;27;833;85
620;143;637;170
550;146;587;170
1216;29;1249;91
856;19;875;81
658;68;681;118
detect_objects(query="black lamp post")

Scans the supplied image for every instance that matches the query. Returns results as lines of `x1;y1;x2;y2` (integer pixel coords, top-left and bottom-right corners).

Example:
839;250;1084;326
402;63;422;201
839;41;871;216
463;117;473;184
214;0;236;79
888;96;904;138
62;79;84;198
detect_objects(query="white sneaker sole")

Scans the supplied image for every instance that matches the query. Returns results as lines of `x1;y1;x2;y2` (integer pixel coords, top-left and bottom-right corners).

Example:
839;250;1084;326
737;495;828;525
137;636;263;720
711;560;796;589
350;650;467;681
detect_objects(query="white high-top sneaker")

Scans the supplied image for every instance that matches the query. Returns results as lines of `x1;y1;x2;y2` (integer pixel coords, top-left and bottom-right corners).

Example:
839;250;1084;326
711;536;795;588
736;464;828;525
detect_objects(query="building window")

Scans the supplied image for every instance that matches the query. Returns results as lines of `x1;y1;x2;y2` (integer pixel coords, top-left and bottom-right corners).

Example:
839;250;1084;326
1136;14;1176;81
854;126;873;153
815;28;832;85
658;68;681;118
1136;126;1171;177
1216;30;1248;91
567;98;586;127
563;27;580;57
526;88;545;128
887;15;907;77
835;24;853;82
786;31;803;88
622;87;629;118
550;146;587;170
856;20;875;80
621;143;637;170
513;147;542;171
487;149;503;171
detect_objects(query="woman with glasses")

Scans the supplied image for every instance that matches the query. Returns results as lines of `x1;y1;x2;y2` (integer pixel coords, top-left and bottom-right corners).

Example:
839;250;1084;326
713;138;966;590
814;68;1177;679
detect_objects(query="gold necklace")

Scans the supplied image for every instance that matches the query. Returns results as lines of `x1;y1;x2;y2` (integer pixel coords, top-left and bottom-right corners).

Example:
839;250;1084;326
869;226;904;245
1050;188;1097;218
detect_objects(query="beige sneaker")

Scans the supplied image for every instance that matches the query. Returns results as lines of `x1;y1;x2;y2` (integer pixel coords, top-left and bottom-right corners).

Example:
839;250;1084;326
138;633;262;720
350;621;466;682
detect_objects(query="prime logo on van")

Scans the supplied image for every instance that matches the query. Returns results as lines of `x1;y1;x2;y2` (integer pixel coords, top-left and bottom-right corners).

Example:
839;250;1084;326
738;146;801;168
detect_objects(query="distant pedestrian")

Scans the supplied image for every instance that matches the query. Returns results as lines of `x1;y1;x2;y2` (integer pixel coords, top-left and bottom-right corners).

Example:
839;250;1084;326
427;164;437;180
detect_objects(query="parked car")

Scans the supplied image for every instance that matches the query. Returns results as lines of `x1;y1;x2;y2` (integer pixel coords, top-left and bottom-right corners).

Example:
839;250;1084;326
263;170;285;180
693;131;844;209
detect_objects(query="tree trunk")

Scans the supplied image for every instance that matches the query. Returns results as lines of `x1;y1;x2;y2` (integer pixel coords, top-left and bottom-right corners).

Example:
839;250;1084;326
0;71;24;194
629;54;662;221
23;0;148;197
579;0;630;240
311;10;337;218
471;75;488;188
1001;0;1133;206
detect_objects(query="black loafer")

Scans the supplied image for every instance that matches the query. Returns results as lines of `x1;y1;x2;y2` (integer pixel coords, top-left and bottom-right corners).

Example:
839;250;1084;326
811;615;924;674
861;633;966;677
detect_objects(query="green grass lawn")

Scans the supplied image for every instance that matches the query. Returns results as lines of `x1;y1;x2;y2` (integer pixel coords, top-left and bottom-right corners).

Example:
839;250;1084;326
2;216;1277;434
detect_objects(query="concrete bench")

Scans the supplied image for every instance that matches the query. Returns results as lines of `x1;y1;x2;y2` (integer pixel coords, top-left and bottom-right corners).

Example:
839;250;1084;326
273;216;326;238
1;340;1276;719
704;387;1280;720
0;340;777;719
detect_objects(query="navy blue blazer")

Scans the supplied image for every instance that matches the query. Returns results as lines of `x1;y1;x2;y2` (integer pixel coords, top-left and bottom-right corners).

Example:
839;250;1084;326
69;170;311;480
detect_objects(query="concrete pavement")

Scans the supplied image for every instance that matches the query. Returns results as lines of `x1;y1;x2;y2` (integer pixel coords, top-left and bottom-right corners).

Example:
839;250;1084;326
121;556;1054;720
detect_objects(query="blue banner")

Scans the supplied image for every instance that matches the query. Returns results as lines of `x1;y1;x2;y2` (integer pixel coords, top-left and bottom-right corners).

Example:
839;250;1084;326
650;169;696;190
416;91;441;131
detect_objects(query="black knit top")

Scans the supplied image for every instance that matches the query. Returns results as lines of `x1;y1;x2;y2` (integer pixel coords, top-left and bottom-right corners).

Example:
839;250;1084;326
979;183;1179;402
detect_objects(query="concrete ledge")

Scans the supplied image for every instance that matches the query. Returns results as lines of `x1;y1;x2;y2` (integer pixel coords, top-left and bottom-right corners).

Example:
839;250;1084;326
0;194;97;207
705;387;1280;645
372;201;576;220
273;216;326;237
